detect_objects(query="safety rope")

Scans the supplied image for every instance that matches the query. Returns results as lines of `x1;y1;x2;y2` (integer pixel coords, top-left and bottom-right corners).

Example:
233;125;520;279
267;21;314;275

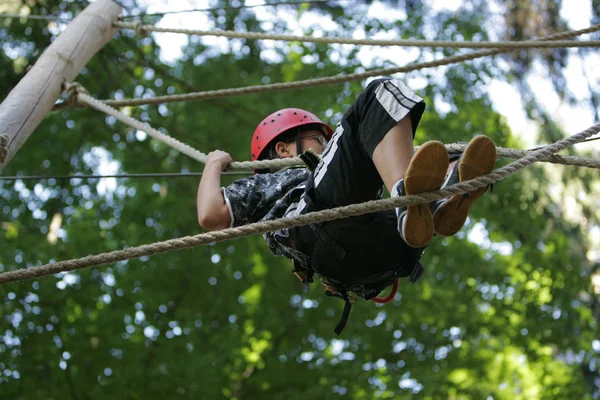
67;83;600;172
70;83;299;171
116;21;600;49
3;142;599;182
120;0;347;17
0;172;251;181
0;1;340;22
0;122;598;285
447;145;600;170
52;24;600;110
0;13;66;21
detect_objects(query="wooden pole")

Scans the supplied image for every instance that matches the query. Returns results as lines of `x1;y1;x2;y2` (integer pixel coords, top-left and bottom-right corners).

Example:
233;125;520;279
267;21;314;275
0;0;121;170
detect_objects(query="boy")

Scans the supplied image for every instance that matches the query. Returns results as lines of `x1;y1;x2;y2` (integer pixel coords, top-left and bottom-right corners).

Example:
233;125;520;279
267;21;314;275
197;78;496;333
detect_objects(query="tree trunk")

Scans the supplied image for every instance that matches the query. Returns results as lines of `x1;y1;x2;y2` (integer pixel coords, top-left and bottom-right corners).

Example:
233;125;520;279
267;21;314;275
0;0;121;170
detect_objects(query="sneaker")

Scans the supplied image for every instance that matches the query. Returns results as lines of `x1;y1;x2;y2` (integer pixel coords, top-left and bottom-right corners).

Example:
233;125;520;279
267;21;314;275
396;141;449;248
432;135;496;237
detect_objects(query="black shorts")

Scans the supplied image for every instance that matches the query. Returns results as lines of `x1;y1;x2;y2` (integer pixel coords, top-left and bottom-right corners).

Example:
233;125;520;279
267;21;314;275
293;78;427;296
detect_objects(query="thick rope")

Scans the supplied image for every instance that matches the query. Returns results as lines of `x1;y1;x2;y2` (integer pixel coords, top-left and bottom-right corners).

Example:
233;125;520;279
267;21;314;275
449;144;600;170
130;0;340;16
71;84;600;171
0;134;9;163
0;1;337;22
75;88;205;163
116;21;600;49
0;123;598;285
0;172;250;181
73;85;302;171
0;13;64;21
52;24;600;110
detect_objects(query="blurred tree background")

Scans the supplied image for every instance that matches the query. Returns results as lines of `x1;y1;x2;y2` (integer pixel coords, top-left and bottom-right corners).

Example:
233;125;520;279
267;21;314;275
1;0;600;398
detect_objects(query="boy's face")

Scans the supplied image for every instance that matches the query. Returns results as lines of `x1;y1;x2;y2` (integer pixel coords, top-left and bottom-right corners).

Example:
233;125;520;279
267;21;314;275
275;129;329;158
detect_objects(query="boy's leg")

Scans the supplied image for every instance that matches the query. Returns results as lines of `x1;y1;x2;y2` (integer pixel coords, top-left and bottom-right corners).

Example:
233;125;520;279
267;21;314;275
306;78;449;248
371;117;448;247
308;78;426;210
371;116;415;191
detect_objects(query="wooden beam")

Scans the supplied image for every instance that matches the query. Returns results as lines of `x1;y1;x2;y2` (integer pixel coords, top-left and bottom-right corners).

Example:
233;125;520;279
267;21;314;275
0;0;121;171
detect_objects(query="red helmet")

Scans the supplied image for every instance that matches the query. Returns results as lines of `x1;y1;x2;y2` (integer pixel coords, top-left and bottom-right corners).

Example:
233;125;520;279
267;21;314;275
251;108;334;161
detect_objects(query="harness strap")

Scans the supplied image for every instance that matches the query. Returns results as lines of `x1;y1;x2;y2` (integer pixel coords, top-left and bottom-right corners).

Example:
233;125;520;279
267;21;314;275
293;270;311;283
292;260;313;282
296;133;303;158
334;291;353;335
410;262;425;283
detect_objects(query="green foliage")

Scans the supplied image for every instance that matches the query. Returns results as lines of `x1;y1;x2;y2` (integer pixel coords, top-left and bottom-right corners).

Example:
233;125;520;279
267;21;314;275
1;1;599;399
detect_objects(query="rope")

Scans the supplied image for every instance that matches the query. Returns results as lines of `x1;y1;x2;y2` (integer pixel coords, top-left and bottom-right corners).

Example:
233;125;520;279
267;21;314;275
116;21;600;49
0;134;9;163
52;24;600;110
70;84;600;171
120;0;346;17
0;13;66;21
0;172;250;181
3;140;599;181
0;1;342;22
450;144;600;170
72;85;303;171
1;140;597;182
1;123;598;285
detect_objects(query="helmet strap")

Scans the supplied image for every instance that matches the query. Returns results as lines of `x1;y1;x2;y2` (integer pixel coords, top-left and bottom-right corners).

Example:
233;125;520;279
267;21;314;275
295;128;303;156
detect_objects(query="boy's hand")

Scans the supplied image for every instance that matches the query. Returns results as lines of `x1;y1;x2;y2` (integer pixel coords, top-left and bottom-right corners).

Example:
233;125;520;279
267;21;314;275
206;150;233;170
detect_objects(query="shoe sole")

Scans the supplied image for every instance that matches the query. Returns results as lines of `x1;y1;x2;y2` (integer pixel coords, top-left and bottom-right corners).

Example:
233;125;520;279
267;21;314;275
402;141;449;247
433;135;496;236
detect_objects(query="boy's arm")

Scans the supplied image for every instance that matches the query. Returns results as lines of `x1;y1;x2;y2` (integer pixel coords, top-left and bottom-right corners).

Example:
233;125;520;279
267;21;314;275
197;150;233;231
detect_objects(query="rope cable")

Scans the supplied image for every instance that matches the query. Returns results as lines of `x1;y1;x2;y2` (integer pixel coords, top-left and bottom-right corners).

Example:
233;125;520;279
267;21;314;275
74;87;302;171
0;13;68;21
53;24;600;110
1;140;598;182
69;83;600;171
120;0;347;18
0;172;249;181
116;21;600;49
0;122;598;285
0;1;342;22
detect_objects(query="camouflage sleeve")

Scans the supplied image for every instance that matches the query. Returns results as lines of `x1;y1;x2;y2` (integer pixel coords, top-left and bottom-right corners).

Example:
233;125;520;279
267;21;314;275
222;168;309;227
